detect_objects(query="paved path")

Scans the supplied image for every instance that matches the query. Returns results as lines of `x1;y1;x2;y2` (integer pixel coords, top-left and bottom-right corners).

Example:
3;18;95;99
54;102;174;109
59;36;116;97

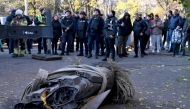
0;48;190;109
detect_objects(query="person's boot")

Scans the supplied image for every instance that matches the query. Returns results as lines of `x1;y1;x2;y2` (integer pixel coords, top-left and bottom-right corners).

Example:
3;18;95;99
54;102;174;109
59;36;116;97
102;57;107;61
133;54;138;58
118;54;123;58
12;48;19;58
19;50;25;57
12;54;18;58
77;53;84;56
54;51;58;55
66;52;70;56
87;52;92;58
37;51;41;54
95;53;98;59
1;48;4;52
85;52;88;57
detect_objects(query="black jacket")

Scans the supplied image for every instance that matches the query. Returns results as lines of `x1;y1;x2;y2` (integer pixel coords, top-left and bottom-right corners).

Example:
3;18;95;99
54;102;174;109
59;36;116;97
163;19;169;32
104;16;117;37
87;16;104;34
61;16;74;32
24;15;33;25
6;14;15;25
73;16;79;33
117;12;132;36
183;19;190;33
52;21;62;38
133;17;147;36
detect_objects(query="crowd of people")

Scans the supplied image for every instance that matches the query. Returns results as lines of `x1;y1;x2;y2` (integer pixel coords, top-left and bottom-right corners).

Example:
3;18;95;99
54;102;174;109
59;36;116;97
0;8;190;61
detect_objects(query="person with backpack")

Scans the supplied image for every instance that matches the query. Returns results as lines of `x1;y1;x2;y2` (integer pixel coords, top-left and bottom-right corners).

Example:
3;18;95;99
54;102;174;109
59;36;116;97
171;24;183;57
86;9;104;59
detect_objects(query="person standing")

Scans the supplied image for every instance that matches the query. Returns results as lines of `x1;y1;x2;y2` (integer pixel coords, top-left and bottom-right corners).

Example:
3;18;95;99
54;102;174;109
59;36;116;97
6;9;16;54
171;25;182;57
162;15;169;50
151;15;164;53
60;10;74;56
117;12;132;58
34;8;47;54
76;11;88;57
133;13;147;58
71;11;80;52
52;15;62;55
143;15;151;55
102;10;117;61
11;9;28;58
181;18;190;56
167;9;183;52
24;15;33;54
86;9;104;59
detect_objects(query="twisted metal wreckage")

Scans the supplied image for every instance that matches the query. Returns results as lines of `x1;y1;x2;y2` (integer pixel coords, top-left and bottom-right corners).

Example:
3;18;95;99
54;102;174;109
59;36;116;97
14;60;135;109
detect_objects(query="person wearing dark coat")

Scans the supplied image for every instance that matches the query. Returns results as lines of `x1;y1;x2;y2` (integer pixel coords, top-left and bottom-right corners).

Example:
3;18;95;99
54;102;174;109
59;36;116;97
60;10;74;56
52;15;62;55
6;9;16;54
181;18;190;56
34;8;47;54
143;15;151;55
117;12;132;58
162;15;169;50
86;9;105;59
167;9;183;52
71;11;80;52
76;11;88;57
102;10;117;61
23;15;33;54
133;13;147;58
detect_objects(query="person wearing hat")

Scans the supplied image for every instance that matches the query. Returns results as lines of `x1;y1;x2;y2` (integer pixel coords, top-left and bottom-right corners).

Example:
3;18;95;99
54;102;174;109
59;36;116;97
60;10;74;56
86;9;105;59
34;8;47;54
102;10;117;61
71;11;80;52
117;12;133;58
11;9;28;58
76;11;88;57
6;9;16;54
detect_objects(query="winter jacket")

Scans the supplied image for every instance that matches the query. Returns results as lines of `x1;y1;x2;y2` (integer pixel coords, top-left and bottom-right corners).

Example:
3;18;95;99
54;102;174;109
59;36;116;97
87;16;104;34
52;21;62;38
6;15;15;25
104;16;117;37
73;16;79;33
133;17;147;36
168;14;183;30
23;15;33;26
151;18;164;35
61;16;74;32
182;18;190;33
144;19;151;35
34;14;46;26
11;17;27;26
117;12;132;36
171;28;182;44
163;19;169;32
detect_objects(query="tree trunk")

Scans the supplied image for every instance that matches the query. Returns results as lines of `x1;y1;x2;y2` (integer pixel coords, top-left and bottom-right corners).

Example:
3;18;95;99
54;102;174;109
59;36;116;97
54;0;60;15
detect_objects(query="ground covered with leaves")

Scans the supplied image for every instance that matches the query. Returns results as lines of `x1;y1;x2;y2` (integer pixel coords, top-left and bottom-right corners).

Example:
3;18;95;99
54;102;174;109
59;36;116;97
0;48;190;109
